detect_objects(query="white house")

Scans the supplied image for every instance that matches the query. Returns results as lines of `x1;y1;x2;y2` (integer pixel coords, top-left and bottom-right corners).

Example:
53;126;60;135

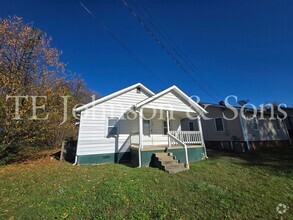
74;83;208;172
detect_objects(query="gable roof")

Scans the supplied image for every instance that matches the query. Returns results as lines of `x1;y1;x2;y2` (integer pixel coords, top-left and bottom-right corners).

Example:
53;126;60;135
134;85;208;115
75;83;154;113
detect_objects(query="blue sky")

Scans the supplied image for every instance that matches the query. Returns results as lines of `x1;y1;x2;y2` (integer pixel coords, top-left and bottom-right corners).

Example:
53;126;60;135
2;0;293;106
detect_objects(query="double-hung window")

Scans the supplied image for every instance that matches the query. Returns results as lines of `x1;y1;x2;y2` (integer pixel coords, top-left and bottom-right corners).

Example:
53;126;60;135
107;117;118;136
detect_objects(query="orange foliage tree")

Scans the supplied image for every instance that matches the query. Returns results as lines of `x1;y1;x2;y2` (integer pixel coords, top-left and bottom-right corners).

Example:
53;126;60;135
0;16;97;163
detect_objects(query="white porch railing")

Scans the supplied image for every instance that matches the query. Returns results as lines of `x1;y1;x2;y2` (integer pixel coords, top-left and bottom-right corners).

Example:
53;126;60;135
167;132;189;169
169;131;202;145
130;132;139;145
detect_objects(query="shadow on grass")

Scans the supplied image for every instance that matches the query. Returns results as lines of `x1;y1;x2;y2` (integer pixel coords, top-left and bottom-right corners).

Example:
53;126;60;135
207;146;293;175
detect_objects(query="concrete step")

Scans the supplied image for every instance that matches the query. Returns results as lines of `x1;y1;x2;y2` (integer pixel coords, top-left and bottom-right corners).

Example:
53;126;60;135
164;163;188;173
153;152;188;174
154;152;173;157
164;163;185;170
161;160;179;165
158;156;176;162
167;167;188;174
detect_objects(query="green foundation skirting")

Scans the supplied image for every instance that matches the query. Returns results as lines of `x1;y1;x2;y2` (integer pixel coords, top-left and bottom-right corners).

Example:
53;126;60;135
77;147;205;166
131;147;206;167
77;152;131;165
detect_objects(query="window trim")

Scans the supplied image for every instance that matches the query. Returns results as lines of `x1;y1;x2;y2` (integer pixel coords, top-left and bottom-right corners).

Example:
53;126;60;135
106;117;119;137
143;119;151;136
214;118;225;132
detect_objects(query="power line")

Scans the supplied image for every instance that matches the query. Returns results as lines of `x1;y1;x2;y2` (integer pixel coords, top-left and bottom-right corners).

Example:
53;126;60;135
121;0;220;102
128;0;221;100
80;2;167;85
137;1;222;97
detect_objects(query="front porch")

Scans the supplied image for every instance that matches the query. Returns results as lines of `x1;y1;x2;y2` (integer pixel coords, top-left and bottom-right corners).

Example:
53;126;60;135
128;86;208;169
129;108;207;168
130;143;206;167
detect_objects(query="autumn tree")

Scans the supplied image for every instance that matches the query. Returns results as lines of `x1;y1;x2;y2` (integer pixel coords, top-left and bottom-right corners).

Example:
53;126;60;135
0;16;96;163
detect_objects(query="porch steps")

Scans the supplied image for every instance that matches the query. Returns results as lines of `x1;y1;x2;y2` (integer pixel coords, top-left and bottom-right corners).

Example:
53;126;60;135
153;152;188;174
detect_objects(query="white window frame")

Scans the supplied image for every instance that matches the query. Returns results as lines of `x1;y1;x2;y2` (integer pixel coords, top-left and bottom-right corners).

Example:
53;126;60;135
106;117;119;137
252;117;259;130
214;118;224;132
143;119;151;136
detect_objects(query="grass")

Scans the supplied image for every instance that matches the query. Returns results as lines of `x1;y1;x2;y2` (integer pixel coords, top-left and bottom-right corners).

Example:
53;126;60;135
0;147;292;219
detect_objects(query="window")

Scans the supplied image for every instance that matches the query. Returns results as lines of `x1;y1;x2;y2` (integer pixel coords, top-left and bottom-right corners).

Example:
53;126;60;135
189;122;195;131
163;121;168;135
143;120;150;136
107;117;118;136
136;87;141;93
215;118;224;131
252;117;259;130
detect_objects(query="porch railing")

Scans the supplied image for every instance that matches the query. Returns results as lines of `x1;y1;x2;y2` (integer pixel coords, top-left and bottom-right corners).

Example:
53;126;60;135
169;131;202;145
130;132;139;145
167;132;189;169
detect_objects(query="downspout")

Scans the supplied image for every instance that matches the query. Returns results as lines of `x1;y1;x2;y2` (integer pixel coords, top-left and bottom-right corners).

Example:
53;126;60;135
73;108;80;165
239;111;250;150
73;155;78;165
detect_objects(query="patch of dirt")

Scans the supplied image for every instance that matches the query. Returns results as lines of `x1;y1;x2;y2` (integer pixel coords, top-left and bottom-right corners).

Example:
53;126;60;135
8;148;61;165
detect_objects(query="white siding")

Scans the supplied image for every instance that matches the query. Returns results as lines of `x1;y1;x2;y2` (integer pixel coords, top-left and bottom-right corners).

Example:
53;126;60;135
143;91;195;112
77;89;150;156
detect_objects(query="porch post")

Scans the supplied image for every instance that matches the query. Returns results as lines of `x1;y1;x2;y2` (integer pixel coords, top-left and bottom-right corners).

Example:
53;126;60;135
166;110;171;148
197;115;208;158
138;108;143;167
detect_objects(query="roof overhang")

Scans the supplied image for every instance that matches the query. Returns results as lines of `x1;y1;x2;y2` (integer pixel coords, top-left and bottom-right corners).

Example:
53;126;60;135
134;85;208;115
75;83;154;113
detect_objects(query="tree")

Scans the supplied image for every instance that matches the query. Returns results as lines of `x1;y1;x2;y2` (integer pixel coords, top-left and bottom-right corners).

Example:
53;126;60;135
0;16;96;163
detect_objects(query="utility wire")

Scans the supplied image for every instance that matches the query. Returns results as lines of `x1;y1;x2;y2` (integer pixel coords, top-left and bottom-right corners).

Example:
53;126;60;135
121;0;219;102
80;2;167;85
136;1;222;97
128;0;220;100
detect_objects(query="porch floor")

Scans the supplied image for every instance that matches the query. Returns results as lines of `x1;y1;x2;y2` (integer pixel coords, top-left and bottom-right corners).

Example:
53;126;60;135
130;144;203;151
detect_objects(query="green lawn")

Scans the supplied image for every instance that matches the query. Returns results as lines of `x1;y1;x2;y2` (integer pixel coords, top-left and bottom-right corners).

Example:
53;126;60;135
0;147;292;220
